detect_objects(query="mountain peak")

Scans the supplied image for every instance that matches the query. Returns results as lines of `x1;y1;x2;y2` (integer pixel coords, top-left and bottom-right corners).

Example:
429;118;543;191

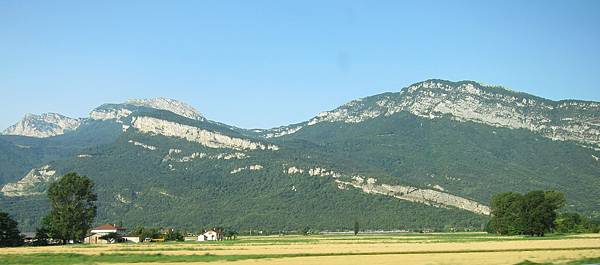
2;113;82;138
125;97;205;121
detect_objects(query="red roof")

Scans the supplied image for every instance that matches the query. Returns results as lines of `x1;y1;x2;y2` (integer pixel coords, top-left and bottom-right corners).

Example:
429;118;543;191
92;224;126;231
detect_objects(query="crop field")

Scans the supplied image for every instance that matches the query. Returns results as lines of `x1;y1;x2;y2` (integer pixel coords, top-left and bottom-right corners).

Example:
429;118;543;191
1;233;600;265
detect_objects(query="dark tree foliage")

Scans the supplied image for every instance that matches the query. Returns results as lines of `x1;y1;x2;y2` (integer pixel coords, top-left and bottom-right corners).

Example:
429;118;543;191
490;190;565;236
32;227;50;246
164;230;184;241
0;212;23;247
224;230;238;240
490;192;523;235
555;213;600;233
129;226;160;240
354;221;360;235
44;172;97;244
300;226;310;235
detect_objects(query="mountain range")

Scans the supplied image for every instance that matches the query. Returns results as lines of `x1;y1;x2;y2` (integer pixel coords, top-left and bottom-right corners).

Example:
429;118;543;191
1;79;599;232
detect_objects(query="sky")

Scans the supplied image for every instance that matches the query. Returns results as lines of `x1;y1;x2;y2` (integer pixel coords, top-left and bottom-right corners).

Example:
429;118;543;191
1;0;599;130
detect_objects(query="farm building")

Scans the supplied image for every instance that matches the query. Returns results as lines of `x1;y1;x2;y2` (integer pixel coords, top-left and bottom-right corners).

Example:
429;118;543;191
84;224;134;244
197;229;222;241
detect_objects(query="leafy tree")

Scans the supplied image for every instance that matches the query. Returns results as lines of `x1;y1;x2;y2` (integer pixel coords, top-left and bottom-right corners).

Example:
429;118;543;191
520;191;549;236
32;227;50;246
130;226;160;241
0;212;23;247
555;213;585;233
490;192;523;235
224;230;238;240
353;221;360;235
555;213;600;233
44;173;97;244
489;190;564;236
300;226;310;236
164;230;184;241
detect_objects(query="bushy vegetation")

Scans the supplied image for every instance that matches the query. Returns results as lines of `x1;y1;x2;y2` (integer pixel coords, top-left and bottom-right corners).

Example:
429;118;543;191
488;190;600;236
0;212;23;247
128;226;184;242
554;213;600;233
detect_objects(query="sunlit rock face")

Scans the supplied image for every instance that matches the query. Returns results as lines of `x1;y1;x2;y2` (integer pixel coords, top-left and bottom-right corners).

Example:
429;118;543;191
2;113;82;138
1;165;58;197
285;165;490;215
264;80;600;149
126;98;205;121
90;97;204;122
131;116;279;151
90;107;133;121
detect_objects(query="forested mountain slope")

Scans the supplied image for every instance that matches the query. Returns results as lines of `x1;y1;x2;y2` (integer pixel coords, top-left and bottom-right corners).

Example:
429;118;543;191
1;80;598;231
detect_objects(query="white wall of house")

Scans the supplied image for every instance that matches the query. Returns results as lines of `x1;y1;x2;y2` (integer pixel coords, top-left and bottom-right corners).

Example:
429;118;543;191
123;236;140;243
90;228;126;235
197;231;218;241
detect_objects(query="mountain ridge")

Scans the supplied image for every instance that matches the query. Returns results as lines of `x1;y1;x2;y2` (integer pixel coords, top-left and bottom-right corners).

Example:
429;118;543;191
262;79;600;150
4;79;599;143
1;79;598;231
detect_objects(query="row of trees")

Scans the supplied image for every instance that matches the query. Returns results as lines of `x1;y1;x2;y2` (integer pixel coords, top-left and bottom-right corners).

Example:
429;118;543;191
2;176;598;247
128;226;185;241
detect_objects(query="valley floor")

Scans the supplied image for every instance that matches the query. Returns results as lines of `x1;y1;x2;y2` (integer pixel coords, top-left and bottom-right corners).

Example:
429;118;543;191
1;233;600;265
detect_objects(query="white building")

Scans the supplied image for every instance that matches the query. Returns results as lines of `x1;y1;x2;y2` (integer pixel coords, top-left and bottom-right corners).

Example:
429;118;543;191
84;224;127;244
197;230;219;241
90;224;127;235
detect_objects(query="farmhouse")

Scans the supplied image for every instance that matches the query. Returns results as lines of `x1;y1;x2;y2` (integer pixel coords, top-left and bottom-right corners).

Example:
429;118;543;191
84;224;139;244
197;229;222;241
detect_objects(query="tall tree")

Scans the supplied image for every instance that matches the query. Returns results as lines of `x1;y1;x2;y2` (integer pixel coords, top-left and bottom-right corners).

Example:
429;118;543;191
44;172;97;244
0;212;23;247
490;192;523;235
489;190;564;236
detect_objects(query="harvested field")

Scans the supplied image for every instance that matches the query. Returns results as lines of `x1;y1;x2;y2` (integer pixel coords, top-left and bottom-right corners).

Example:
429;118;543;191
1;233;599;264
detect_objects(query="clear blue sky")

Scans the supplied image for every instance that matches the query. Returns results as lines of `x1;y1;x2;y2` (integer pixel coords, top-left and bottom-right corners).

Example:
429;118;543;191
1;0;599;130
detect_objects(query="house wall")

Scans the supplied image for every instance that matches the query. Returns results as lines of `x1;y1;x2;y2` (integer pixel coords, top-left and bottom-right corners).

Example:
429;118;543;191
90;229;126;235
84;234;109;244
123;236;140;243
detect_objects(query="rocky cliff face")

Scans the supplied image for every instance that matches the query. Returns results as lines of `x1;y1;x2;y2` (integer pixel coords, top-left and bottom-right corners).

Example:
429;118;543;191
126;98;205;121
2;113;82;138
0;165;57;197
131;116;279;151
285;166;490;215
265;80;600;149
90;98;204;122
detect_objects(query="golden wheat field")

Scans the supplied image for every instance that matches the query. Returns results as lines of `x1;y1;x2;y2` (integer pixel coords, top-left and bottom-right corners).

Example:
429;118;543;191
2;233;600;265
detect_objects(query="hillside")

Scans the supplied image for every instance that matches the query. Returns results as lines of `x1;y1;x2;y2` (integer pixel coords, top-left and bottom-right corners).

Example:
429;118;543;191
1;79;598;231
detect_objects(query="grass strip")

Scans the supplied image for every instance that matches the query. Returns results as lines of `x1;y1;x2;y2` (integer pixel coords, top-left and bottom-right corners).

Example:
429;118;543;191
1;247;600;265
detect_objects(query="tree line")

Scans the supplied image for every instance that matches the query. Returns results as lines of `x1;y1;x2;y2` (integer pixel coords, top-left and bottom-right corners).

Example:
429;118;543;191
2;175;600;247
